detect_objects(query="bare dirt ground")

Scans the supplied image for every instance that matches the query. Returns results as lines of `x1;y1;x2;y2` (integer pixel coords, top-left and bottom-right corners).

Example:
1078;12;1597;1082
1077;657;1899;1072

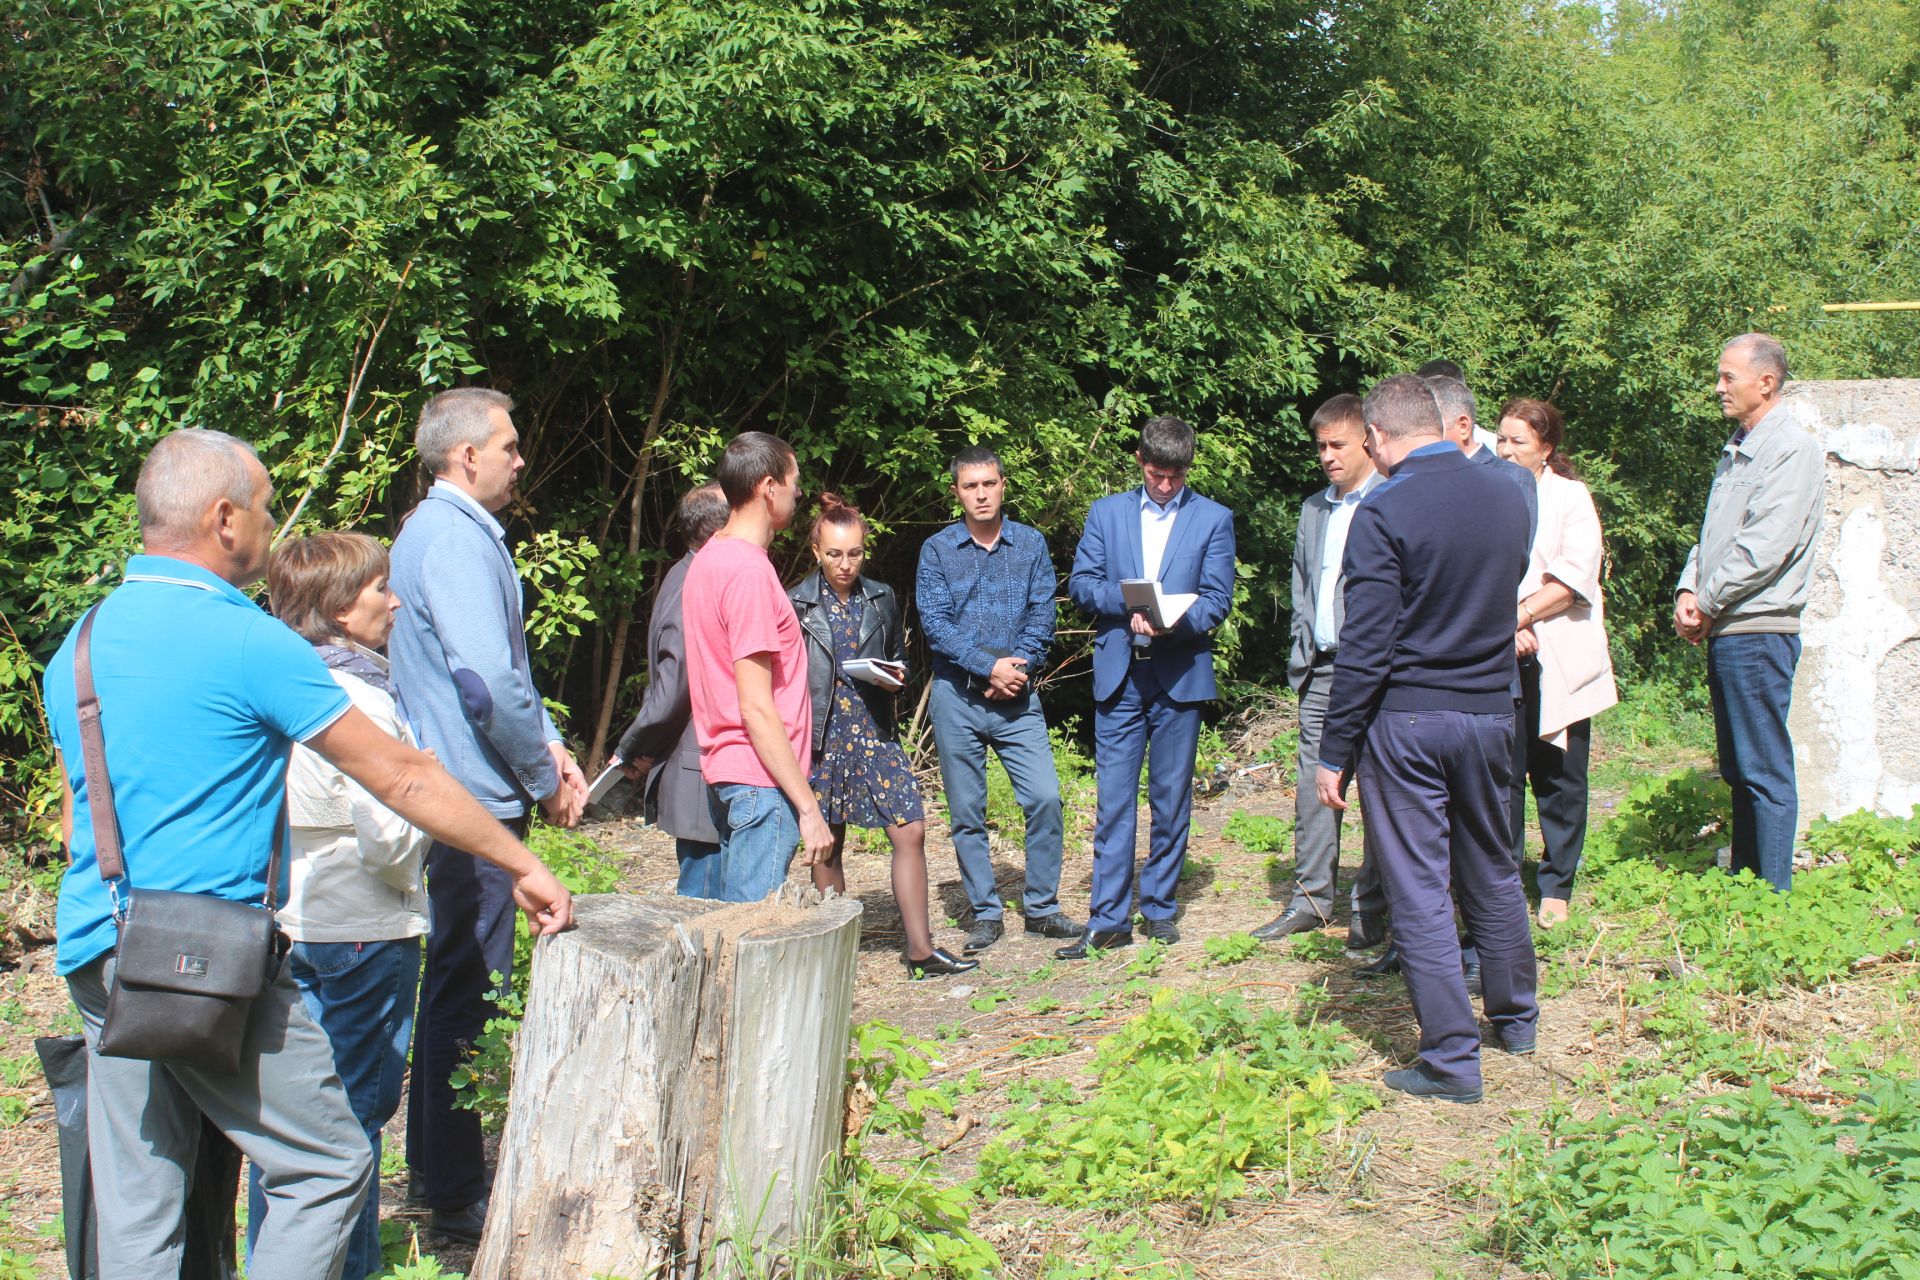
1;706;1910;1278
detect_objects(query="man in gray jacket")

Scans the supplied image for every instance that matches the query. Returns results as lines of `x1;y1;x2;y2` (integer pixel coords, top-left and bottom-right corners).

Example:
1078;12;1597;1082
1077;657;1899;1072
612;482;729;895
1675;333;1825;891
1256;395;1386;948
389;387;588;1241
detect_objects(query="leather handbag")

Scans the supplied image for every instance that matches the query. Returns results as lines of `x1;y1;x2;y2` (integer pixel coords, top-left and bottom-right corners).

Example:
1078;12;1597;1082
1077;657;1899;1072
73;606;284;1075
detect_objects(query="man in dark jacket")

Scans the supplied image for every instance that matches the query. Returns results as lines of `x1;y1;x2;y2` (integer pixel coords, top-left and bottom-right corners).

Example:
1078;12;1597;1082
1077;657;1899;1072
613;482;729;895
1317;374;1538;1104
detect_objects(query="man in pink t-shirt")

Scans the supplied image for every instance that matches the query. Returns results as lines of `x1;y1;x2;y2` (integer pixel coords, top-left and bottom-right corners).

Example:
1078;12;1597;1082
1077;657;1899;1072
682;432;833;900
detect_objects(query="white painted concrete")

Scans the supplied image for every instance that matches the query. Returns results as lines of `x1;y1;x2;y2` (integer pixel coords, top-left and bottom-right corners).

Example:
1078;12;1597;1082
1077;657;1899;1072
1784;380;1920;822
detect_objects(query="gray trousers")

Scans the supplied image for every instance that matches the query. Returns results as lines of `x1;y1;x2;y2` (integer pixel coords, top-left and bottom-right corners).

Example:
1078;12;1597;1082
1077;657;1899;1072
1293;663;1384;920
68;952;372;1280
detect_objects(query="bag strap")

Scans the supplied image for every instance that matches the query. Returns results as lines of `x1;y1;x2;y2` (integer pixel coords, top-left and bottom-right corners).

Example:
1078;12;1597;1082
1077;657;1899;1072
72;607;128;886
72;603;286;913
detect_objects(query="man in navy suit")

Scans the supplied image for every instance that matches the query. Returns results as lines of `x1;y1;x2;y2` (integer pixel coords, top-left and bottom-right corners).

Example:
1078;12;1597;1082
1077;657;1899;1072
1318;374;1537;1103
1060;416;1237;957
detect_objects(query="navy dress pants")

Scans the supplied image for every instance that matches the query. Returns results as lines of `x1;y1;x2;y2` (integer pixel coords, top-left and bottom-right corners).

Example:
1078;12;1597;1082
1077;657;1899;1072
1089;660;1203;933
406;815;527;1210
1359;709;1537;1087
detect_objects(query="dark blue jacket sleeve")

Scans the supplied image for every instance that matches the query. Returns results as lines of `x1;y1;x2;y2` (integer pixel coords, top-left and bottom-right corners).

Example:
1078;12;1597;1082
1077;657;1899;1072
1318;505;1401;773
1067;500;1127;620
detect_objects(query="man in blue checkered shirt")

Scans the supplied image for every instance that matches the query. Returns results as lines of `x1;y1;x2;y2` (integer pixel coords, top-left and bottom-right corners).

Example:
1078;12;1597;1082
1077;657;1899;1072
916;446;1081;954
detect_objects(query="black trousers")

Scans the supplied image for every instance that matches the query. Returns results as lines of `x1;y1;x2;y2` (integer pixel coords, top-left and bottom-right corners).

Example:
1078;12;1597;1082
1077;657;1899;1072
1512;662;1592;901
406;812;528;1210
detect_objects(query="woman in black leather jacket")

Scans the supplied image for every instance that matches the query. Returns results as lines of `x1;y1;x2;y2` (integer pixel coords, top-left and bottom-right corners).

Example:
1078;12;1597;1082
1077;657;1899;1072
790;495;974;978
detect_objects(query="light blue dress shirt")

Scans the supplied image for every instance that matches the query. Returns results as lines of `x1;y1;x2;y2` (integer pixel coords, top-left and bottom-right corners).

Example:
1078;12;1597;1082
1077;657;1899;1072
1312;472;1381;652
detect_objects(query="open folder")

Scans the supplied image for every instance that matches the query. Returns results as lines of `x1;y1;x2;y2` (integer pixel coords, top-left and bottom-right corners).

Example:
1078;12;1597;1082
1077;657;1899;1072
1121;578;1197;631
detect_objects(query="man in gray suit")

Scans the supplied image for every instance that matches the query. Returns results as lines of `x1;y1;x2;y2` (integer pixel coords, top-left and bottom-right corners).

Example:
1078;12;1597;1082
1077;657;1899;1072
1256;394;1386;948
612;482;730;896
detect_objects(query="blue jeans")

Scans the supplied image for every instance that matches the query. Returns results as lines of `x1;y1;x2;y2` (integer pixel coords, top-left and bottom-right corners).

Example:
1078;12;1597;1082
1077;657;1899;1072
1708;632;1801;892
927;679;1064;922
675;838;723;898
707;783;799;901
248;936;421;1280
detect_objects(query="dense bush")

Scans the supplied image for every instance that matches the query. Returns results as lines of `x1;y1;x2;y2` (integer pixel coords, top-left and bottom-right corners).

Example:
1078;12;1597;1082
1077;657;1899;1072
6;0;1920;837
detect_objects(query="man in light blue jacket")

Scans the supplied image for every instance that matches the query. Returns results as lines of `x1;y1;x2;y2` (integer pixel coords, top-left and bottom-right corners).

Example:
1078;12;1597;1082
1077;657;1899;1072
389;388;587;1242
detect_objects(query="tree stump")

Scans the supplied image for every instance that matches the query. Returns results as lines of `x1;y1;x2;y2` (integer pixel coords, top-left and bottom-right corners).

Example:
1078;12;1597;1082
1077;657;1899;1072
472;887;863;1279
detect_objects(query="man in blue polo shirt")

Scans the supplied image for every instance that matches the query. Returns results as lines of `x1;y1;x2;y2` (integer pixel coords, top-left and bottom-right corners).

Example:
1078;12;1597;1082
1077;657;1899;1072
44;429;572;1279
917;446;1079;954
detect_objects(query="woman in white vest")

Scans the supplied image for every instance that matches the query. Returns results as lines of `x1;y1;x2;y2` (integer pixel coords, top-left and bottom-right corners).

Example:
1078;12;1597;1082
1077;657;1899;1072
1497;399;1619;927
256;531;431;1280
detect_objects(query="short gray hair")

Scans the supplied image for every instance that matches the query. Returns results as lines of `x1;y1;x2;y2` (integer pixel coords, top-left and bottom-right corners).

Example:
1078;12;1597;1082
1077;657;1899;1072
1364;374;1445;441
1724;333;1789;385
416;388;515;475
1424;375;1477;428
676;482;729;550
135;429;263;545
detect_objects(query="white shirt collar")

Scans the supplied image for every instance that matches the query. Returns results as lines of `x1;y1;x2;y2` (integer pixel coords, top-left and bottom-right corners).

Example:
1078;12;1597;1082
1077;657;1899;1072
1324;470;1383;506
1140;485;1189;515
431;478;506;541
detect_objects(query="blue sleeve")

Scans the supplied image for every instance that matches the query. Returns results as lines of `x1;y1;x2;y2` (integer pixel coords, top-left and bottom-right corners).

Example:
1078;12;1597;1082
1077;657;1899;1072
417;538;561;799
1067;502;1127;619
1170;506;1236;638
239;616;353;744
1013;537;1056;668
916;537;996;679
1318;506;1400;774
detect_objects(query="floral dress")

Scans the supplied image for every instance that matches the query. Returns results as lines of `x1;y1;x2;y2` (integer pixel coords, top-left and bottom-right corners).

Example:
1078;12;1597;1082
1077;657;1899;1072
809;589;925;828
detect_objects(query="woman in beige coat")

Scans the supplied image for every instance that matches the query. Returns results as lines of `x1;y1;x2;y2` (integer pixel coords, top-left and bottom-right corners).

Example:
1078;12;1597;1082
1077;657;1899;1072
1497;399;1619;926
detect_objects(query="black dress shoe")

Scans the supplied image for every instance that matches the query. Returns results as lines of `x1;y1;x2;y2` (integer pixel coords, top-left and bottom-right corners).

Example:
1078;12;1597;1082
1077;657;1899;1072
1500;1033;1537;1056
903;947;979;979
1023;912;1082;939
1055;928;1133;960
1383;1064;1482;1104
1251;906;1322;941
1354;944;1402;978
405;1170;427;1207
430;1197;489;1244
1346;910;1387;953
1142;918;1180;944
962;918;1004;954
1463;960;1483;997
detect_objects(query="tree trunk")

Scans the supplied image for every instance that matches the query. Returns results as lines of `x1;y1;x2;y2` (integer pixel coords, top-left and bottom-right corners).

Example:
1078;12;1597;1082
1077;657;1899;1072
472;888;863;1279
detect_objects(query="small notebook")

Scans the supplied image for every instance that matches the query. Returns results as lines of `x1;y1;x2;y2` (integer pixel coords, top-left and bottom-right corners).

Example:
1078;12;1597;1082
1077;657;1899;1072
1120;578;1197;630
842;658;907;690
586;761;626;806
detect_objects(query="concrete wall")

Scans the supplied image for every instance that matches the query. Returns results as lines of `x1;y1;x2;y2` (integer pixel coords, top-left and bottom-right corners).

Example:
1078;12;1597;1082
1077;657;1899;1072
1785;379;1920;822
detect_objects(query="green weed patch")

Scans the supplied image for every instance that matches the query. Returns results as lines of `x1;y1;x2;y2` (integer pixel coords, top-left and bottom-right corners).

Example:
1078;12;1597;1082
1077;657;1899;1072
1483;1076;1920;1279
976;990;1375;1209
1579;772;1920;993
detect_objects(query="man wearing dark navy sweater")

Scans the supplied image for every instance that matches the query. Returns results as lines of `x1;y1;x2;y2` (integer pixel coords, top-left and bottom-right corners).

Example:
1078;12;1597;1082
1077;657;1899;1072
1317;374;1539;1103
